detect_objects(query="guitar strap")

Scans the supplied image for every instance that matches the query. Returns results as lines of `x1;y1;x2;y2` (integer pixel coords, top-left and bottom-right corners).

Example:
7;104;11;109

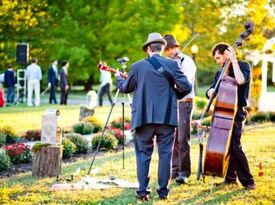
146;56;175;89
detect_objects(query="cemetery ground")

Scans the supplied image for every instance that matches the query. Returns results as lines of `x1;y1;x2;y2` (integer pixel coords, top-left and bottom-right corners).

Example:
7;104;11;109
0;94;274;204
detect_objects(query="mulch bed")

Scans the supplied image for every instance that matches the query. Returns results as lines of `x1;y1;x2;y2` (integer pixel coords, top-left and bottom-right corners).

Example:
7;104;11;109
0;144;132;179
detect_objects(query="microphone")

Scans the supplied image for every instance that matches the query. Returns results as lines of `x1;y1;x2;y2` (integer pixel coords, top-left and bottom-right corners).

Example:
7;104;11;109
117;57;129;64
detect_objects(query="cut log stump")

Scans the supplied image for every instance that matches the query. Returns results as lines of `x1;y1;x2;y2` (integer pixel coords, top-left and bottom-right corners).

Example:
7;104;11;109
32;145;62;178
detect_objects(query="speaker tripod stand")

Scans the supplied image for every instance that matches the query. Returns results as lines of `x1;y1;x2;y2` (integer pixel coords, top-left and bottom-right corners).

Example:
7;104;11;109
88;62;131;175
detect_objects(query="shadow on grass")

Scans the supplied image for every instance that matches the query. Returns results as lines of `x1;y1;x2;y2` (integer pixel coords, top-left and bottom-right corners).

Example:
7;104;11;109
1;149;136;187
179;185;246;205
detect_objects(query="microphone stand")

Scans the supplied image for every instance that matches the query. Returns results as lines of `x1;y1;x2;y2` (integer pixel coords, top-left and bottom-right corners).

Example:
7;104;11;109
87;61;131;175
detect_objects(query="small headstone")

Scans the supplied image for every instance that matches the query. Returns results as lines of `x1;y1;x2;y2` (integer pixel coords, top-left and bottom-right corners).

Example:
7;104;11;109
79;106;95;121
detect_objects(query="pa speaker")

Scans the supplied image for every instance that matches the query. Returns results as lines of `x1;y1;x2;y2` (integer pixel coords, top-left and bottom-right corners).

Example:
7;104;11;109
16;43;29;65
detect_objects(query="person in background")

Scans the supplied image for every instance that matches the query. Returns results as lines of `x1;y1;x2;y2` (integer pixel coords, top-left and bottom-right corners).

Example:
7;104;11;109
164;34;196;184
98;68;113;106
47;59;58;104
4;64;16;104
115;32;191;201
26;58;42;107
60;60;69;105
0;83;5;107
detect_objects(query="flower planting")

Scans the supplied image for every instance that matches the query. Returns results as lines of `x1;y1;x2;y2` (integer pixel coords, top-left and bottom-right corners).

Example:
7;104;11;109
21;130;41;141
3;143;32;164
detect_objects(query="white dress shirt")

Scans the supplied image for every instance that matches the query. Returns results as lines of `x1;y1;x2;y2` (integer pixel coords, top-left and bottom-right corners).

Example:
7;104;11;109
26;63;42;81
175;52;196;100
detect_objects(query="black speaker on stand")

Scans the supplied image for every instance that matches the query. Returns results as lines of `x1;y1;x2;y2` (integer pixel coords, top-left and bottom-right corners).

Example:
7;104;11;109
16;43;29;65
15;43;29;104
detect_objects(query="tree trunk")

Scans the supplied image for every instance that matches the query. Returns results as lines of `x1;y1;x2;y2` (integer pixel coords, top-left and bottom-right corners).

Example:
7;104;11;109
32;145;62;177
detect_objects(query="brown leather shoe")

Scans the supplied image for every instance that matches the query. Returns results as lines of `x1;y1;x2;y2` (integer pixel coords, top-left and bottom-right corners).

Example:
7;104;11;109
245;183;256;190
136;194;149;201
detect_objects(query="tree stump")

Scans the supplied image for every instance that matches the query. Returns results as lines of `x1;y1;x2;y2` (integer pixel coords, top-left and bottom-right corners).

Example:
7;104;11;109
32;145;62;177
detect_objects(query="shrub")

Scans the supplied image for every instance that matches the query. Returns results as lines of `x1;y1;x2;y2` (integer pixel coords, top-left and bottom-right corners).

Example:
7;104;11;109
92;132;118;150
82;116;103;133
0;151;11;171
201;116;212;126
192;111;210;120
66;133;89;154
62;138;77;159
0;126;19;143
250;112;270;123
107;128;124;145
3;143;32;164
73;122;94;135
110;117;131;130
269;112;275;122
82;124;94;135
195;97;207;110
21;130;41;141
73;123;84;134
0;133;6;147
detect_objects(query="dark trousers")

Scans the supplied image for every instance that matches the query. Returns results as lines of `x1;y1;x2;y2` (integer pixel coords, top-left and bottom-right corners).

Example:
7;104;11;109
49;84;57;104
172;101;193;178
60;87;68;105
225;108;254;186
6;87;15;103
98;83;113;106
134;124;175;198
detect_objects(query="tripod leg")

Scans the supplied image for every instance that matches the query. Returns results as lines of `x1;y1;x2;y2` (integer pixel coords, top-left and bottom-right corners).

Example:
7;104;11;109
122;101;125;169
87;89;120;175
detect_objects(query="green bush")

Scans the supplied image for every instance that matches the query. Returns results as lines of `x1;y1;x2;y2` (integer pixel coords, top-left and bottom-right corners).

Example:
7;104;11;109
62;138;77;159
195;97;207;110
0;151;11;171
82;116;103;133
82;124;94;135
73;123;94;135
73;123;84;134
269;112;275;122
192;111;210;120
250;112;270;123
0;126;19;143
92;132;118;150
201;116;212;126
66;133;89;154
0;133;6;147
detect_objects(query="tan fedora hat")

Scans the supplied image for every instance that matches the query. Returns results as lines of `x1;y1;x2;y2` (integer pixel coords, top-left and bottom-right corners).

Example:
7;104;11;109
164;34;180;50
142;32;167;51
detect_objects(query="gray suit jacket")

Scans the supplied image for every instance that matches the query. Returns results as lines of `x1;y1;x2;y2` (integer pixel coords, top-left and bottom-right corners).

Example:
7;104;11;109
116;54;192;130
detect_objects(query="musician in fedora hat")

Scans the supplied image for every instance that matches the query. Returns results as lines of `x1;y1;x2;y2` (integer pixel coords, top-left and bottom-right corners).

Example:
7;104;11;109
164;34;196;184
115;32;191;201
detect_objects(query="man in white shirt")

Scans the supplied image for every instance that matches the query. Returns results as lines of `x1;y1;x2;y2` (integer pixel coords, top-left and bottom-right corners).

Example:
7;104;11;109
98;69;113;106
164;34;196;184
26;58;42;107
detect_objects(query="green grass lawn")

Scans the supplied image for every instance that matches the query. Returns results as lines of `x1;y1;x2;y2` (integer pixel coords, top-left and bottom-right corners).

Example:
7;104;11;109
0;125;274;204
0;104;131;135
0;106;274;204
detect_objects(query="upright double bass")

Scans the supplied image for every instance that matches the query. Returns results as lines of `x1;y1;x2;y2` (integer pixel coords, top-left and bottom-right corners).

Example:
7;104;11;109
197;22;254;179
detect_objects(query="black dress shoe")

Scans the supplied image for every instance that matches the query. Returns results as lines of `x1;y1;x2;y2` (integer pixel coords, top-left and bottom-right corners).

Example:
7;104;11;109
245;183;256;190
159;195;168;200
215;180;238;187
175;175;188;184
136;194;149;201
